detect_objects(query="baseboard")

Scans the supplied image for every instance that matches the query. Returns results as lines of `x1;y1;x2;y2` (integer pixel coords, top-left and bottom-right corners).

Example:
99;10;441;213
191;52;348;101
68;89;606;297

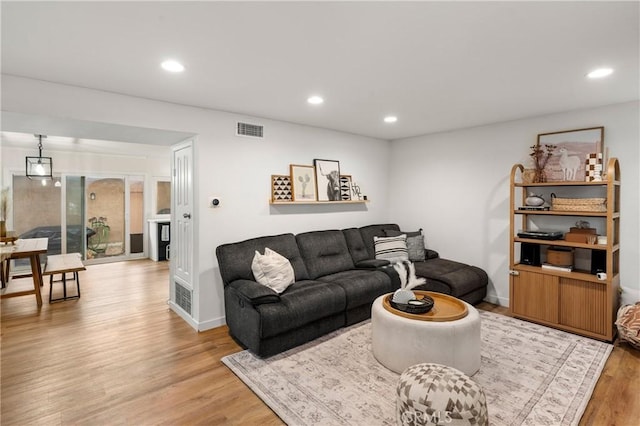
197;316;226;331
484;292;509;307
168;301;226;332
168;301;199;330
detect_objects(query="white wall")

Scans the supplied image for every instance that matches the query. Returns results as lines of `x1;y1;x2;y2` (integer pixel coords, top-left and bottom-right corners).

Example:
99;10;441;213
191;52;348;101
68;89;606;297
389;101;640;307
1;75;392;329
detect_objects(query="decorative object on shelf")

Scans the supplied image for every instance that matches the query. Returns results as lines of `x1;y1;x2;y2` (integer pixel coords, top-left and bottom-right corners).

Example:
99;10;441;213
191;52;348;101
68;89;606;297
586;152;603;182
538;127;604;182
565;221;598;243
351;181;363;200
550;193;607;212
289;164;316;202
525;193;545;206
339;175;352;201
26;134;53;180
314;159;341;201
528;142;556;183
271;175;292;202
546;246;574;267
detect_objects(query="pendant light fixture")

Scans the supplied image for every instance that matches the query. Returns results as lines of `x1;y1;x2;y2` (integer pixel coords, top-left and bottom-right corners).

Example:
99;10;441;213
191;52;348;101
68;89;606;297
26;134;53;179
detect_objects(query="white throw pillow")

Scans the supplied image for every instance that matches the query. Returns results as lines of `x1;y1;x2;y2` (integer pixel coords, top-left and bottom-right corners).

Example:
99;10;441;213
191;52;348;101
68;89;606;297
251;247;295;293
374;235;409;263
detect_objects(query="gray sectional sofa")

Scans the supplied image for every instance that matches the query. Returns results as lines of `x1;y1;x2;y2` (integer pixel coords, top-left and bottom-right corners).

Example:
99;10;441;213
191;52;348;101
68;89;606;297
216;223;488;357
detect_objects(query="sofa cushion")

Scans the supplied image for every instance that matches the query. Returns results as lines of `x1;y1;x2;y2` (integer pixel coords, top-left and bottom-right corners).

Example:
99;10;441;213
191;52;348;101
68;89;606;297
384;228;426;262
216;233;310;285
251;248;295;293
296;230;355;279
413;258;488;297
257;280;346;338
319;269;395;309
374;234;409;263
342;227;370;263
359;224;400;259
355;259;391;269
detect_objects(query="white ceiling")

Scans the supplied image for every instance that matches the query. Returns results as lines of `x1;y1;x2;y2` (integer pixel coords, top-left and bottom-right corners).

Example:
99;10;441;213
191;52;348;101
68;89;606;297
2;1;639;141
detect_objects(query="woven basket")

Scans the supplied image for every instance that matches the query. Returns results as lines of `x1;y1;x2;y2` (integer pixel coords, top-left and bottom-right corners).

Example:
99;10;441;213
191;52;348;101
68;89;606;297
550;194;607;212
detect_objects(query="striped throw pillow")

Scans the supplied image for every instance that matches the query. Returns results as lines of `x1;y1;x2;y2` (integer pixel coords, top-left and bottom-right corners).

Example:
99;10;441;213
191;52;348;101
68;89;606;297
374;234;408;263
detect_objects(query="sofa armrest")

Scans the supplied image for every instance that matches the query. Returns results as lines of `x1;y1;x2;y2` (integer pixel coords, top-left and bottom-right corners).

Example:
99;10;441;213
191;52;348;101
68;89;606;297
355;259;391;269
227;279;281;305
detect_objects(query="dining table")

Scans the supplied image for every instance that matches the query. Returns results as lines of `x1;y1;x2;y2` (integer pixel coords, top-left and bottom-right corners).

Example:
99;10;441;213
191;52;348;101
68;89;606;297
0;237;48;307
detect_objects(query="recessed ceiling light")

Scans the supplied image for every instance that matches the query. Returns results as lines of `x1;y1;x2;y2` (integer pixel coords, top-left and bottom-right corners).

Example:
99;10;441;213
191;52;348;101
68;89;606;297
161;60;185;73
383;116;398;123
586;68;613;79
307;96;324;105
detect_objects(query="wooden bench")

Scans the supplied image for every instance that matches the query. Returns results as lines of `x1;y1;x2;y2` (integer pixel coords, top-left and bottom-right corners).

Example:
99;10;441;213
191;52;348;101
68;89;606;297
43;253;86;303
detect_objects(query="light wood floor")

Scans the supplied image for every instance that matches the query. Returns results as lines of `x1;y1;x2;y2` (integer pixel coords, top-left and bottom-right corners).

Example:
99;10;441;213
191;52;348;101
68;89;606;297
1;260;638;425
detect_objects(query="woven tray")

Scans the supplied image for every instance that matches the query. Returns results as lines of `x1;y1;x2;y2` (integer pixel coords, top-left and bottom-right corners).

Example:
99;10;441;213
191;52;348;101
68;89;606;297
550;194;606;212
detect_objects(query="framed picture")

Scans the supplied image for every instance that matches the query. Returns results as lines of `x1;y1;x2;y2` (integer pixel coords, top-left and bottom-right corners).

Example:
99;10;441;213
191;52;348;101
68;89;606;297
314;159;341;201
271;175;292;202
538;127;604;182
339;175;352;201
290;164;317;202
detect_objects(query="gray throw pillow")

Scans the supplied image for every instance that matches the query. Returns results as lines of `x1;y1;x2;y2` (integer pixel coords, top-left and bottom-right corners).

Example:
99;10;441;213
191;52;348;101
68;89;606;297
384;229;425;262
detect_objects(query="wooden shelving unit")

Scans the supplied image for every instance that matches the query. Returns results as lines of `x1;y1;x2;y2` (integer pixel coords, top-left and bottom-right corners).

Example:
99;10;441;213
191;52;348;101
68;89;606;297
508;158;620;342
269;200;369;205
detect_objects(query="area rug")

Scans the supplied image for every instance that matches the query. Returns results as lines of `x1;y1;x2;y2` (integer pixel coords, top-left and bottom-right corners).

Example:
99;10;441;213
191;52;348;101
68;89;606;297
222;311;612;425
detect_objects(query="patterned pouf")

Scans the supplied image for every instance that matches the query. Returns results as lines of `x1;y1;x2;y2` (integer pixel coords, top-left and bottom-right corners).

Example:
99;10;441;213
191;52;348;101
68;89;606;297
616;302;640;350
396;363;488;426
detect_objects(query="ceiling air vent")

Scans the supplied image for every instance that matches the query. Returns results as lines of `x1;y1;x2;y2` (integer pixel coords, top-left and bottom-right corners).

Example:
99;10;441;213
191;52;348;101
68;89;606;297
237;122;264;138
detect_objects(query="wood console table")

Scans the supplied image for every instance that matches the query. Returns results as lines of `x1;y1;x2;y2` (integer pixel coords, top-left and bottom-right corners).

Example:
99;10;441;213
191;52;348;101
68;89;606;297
0;238;48;307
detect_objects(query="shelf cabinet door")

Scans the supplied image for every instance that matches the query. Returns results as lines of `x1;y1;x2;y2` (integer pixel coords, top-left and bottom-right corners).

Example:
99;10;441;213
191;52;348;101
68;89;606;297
511;270;559;323
559;278;608;336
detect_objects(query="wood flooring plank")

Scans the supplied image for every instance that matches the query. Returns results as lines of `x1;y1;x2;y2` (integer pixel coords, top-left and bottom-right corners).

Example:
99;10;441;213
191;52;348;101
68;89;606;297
1;260;638;425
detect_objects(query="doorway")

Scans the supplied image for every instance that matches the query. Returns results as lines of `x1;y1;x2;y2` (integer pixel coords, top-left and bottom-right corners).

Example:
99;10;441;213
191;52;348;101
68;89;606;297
10;173;145;272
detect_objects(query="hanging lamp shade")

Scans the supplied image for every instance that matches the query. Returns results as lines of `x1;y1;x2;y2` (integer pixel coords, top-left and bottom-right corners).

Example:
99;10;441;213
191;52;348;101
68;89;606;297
26;134;53;179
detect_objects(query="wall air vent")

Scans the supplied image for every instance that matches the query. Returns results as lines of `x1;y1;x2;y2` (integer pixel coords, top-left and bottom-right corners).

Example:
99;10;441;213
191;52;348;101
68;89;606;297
236;122;264;138
175;282;192;315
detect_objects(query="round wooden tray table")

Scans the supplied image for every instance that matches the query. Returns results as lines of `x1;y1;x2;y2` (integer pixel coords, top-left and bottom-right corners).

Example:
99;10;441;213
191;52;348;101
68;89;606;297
382;290;468;321
372;292;481;375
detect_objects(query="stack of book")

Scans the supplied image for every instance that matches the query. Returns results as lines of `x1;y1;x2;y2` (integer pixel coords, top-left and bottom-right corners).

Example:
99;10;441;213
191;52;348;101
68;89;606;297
541;263;573;272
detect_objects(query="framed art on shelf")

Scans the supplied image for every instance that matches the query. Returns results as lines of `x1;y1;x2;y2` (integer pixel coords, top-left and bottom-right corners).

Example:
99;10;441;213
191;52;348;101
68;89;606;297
537;127;604;182
290;164;317;202
339;175;353;201
271;175;292;202
314;159;341;201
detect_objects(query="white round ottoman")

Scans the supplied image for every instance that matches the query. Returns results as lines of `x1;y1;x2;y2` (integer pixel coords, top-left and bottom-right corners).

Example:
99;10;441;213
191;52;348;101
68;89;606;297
371;293;481;376
396;363;488;426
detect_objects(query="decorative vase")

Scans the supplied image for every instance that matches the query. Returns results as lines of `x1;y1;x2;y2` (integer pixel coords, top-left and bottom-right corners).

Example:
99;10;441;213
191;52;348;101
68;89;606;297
533;169;547;183
0;220;6;237
525;194;545;206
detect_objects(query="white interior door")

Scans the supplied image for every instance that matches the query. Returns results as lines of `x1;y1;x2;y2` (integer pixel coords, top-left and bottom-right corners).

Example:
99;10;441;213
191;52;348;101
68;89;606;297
171;139;194;318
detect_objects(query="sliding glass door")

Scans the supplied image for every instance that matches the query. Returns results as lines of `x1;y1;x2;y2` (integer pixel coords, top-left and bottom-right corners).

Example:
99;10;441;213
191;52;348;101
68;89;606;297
65;176;87;259
11;173;144;268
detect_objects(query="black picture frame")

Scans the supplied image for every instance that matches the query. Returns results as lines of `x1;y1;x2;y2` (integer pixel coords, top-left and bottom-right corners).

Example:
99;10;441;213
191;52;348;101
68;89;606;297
314;159;341;201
